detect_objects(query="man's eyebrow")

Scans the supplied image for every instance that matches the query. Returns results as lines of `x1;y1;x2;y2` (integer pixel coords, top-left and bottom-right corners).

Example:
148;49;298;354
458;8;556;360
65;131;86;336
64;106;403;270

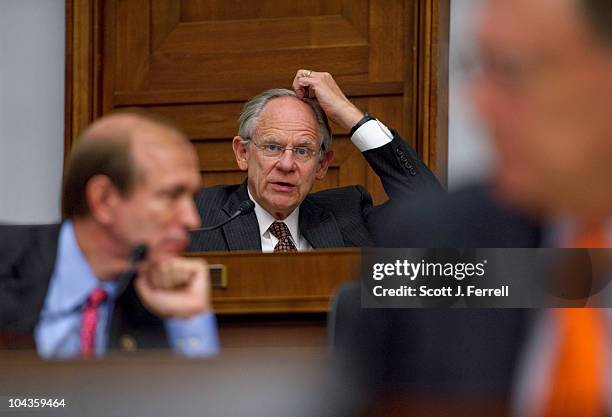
296;138;317;146
158;184;189;196
258;135;281;143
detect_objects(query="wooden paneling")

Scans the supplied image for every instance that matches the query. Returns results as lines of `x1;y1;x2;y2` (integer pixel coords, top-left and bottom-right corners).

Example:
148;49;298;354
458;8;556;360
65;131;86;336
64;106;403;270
189;248;360;348
188;249;361;314
218;316;326;349
153;103;243;139
151;0;181;51
180;0;343;21
369;0;405;81
64;0;104;162
414;0;450;185
65;0;450;200
156;16;367;54
114;0;150;91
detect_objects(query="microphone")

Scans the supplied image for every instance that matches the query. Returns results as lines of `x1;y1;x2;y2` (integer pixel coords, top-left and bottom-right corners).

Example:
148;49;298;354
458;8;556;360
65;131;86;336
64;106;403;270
191;200;255;233
129;244;148;266
116;243;149;295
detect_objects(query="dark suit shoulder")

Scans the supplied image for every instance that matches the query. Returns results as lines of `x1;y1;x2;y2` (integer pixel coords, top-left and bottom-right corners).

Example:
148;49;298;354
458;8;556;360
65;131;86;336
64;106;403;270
309;185;372;219
310;185;371;204
0;223;60;237
330;283;529;396
194;184;241;221
0;223;60;331
196;183;241;197
305;186;373;247
190;182;258;251
371;184;542;247
194;183;241;205
0;223;61;262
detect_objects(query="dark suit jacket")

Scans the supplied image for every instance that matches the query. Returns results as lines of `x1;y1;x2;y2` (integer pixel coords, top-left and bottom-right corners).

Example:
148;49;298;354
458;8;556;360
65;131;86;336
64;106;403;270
330;185;543;406
371;184;542;248
190;133;443;251
0;223;166;350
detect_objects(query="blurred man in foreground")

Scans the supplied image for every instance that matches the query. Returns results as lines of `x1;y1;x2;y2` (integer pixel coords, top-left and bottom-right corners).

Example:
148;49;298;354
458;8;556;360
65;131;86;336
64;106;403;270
0;111;219;358
333;1;612;416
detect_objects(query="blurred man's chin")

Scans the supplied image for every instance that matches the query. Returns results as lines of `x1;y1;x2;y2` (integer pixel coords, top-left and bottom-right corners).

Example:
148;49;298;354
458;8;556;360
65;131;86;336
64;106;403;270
492;172;544;214
148;249;182;264
158;241;188;257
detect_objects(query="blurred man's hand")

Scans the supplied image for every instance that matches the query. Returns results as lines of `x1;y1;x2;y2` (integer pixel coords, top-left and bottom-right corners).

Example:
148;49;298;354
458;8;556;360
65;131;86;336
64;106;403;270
135;257;212;319
292;70;363;131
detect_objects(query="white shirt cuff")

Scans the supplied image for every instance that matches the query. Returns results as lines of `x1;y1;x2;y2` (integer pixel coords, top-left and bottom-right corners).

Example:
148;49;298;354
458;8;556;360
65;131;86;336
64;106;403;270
350;119;394;152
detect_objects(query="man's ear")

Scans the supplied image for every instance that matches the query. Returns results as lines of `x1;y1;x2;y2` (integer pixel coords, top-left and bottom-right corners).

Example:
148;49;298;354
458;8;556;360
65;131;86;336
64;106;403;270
85;175;122;224
232;136;249;171
315;150;334;180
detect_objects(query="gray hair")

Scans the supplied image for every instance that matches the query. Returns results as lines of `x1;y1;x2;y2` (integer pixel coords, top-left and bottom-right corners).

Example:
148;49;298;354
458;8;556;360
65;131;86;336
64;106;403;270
238;88;332;159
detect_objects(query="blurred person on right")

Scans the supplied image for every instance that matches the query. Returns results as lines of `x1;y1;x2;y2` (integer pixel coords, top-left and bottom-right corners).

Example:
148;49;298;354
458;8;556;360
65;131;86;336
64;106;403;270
332;1;612;416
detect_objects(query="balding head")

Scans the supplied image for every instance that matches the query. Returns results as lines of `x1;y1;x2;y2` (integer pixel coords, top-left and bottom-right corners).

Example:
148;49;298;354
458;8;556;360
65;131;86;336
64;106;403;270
62;111;190;219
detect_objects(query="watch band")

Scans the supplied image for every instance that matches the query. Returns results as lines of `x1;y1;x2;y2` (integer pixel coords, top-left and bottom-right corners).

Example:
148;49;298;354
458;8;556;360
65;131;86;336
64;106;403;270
349;112;376;137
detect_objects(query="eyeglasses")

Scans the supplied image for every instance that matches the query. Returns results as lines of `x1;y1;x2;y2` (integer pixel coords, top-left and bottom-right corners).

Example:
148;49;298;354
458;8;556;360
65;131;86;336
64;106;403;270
459;50;554;90
249;141;322;163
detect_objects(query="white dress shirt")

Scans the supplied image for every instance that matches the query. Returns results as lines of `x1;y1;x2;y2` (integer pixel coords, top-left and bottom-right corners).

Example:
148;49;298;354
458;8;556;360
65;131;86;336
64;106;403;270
248;188;311;252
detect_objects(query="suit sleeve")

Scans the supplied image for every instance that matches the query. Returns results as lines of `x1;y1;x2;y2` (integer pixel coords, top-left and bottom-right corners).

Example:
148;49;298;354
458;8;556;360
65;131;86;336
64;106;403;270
361;128;444;200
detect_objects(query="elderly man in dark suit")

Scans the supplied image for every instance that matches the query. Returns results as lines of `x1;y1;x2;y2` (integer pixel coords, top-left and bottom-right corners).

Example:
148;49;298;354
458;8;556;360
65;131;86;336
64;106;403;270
0;111;218;358
333;1;612;416
189;71;442;252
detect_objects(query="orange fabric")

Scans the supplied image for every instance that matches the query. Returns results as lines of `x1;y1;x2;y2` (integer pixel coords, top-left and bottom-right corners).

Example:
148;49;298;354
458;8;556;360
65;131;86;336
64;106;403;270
571;225;609;249
542;226;608;417
542;309;607;417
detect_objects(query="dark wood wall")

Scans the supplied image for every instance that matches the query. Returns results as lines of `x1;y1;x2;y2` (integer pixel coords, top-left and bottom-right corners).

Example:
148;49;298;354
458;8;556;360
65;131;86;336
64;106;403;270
65;0;450;197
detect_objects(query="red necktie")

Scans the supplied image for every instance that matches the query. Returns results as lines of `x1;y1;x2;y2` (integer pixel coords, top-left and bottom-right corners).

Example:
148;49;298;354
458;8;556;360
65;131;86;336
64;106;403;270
80;288;107;358
269;221;298;252
541;225;608;417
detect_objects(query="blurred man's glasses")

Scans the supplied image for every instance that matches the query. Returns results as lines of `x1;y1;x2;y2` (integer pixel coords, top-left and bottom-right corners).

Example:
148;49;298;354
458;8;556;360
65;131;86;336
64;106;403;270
458;49;554;90
249;140;322;163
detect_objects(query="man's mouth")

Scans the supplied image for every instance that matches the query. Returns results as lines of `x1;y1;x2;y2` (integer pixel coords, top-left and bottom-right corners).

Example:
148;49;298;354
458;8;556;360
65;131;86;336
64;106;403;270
270;181;296;192
164;238;188;253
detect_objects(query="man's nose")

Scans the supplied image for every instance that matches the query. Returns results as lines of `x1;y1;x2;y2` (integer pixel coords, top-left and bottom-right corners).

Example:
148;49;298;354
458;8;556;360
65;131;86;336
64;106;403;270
179;197;201;230
275;149;297;171
470;75;498;129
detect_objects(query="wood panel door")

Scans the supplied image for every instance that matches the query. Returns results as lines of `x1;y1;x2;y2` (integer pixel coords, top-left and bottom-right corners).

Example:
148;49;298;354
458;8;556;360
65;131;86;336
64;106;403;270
66;0;450;201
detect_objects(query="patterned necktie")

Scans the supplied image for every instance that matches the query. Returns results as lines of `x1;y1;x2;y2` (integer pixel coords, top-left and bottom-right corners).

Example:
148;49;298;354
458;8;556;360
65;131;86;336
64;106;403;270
80;287;107;358
268;221;298;252
542;225;608;417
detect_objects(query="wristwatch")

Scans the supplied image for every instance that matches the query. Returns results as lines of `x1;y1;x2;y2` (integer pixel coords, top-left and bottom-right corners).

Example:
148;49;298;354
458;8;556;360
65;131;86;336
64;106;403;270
349;112;376;137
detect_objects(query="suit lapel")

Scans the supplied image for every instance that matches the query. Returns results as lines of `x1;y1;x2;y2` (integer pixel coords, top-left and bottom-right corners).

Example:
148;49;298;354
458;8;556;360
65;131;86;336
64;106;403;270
221;182;261;251
218;183;348;250
299;197;346;248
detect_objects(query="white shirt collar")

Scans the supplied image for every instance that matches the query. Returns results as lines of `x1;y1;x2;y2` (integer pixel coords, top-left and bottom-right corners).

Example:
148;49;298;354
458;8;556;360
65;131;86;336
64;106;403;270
43;221;120;318
247;187;301;242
